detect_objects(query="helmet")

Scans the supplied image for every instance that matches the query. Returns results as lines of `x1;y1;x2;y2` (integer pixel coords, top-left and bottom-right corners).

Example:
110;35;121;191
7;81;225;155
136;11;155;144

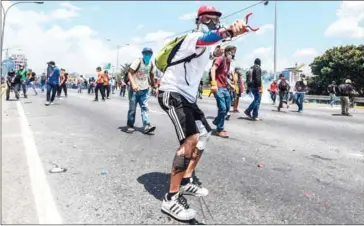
197;5;222;17
345;79;352;84
142;47;153;55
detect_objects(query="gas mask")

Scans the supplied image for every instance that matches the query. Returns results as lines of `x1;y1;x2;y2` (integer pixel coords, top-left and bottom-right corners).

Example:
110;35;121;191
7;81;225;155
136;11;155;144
198;22;221;33
197;15;221;33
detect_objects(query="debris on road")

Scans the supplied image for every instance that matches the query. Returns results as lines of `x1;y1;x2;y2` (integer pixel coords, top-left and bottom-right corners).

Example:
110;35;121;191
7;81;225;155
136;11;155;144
49;162;67;173
100;168;108;175
49;167;67;173
257;163;264;168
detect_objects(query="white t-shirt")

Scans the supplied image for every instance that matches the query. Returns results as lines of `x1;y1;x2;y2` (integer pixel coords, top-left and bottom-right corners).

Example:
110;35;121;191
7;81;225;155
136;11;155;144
130;58;155;91
159;32;212;103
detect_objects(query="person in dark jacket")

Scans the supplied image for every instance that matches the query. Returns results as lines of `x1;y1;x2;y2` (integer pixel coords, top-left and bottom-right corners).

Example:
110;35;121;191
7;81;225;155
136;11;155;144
277;74;290;111
294;74;307;113
5;69;20;100
338;79;355;116
244;58;262;121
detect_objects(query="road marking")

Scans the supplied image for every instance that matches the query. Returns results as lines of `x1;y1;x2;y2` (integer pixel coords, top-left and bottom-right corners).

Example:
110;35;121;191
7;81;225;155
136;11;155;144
16;101;62;224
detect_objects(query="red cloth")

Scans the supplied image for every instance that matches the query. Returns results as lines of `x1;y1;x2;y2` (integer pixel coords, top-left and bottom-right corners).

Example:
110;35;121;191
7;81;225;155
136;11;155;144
270;82;278;92
214;56;231;88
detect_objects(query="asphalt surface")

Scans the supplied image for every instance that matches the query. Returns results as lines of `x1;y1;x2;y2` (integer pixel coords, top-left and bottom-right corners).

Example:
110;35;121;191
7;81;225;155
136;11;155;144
2;88;364;224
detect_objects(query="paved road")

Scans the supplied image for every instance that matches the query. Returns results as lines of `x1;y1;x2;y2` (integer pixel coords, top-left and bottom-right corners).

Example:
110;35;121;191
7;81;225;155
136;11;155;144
2;89;364;224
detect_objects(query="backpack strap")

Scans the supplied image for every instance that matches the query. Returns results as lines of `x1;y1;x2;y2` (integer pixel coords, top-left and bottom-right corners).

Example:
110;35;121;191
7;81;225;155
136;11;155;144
181;48;206;85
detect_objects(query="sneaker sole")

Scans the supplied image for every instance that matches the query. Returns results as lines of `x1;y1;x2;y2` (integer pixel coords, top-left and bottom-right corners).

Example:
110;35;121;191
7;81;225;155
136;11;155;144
144;126;156;134
181;191;208;197
161;207;195;222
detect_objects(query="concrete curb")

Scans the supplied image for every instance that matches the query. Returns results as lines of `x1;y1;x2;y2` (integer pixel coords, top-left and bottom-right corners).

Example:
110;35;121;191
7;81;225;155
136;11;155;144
201;89;364;110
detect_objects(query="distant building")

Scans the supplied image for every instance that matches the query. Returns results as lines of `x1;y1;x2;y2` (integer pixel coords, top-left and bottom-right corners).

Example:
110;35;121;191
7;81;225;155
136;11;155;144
10;54;28;71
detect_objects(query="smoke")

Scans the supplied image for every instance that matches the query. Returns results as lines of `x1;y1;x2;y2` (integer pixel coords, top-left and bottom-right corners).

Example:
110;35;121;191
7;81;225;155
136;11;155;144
242;71;276;104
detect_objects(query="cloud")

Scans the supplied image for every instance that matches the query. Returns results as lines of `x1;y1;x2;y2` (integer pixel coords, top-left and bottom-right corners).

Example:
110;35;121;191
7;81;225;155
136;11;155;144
136;24;144;30
50;2;81;20
1;1;175;75
255;24;273;35
179;12;196;21
237;47;313;75
293;48;317;57
133;30;175;43
252;47;272;57
325;1;364;38
59;2;81;11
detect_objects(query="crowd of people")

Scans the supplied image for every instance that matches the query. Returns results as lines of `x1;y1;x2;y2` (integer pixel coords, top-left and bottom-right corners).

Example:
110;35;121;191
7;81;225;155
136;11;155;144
2;4;360;222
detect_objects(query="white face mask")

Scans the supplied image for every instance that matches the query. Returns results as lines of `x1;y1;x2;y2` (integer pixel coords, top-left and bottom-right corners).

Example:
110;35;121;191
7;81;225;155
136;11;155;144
197;24;210;33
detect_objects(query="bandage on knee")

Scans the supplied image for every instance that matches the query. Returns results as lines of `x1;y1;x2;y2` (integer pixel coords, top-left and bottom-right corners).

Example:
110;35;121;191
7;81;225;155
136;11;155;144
172;154;190;174
192;147;204;159
195;120;212;151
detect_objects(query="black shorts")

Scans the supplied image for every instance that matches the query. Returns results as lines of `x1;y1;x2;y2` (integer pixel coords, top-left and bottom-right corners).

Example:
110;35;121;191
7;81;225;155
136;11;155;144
158;91;211;145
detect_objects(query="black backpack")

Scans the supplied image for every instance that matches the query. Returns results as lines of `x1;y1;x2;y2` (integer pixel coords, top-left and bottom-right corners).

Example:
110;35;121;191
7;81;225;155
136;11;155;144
124;62;141;84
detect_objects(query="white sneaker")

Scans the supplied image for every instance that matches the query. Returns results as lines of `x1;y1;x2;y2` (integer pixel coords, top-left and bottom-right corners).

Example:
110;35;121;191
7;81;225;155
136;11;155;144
161;193;196;221
50;102;55;105
180;179;209;197
45;101;50;106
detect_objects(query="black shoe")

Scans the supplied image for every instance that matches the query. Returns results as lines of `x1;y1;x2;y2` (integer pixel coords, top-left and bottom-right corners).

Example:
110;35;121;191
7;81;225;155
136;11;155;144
126;126;135;133
144;124;156;134
94;99;98;101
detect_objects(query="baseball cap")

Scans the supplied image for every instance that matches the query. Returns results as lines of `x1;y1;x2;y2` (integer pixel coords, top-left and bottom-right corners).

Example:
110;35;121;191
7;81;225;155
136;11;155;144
47;61;56;66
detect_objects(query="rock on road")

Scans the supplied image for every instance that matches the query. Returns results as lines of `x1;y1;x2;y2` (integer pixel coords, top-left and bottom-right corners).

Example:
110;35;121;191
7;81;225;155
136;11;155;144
2;90;364;224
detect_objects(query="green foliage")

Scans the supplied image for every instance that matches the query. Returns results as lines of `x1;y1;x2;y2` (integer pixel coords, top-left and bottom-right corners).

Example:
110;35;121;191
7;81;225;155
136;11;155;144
309;45;364;96
119;63;131;82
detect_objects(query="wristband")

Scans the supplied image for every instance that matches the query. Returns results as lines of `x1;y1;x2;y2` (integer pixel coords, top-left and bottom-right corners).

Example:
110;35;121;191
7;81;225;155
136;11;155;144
210;80;217;86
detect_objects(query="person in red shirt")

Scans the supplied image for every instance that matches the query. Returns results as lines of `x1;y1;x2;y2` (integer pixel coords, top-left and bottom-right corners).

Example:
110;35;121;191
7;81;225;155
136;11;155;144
210;45;236;138
268;80;278;105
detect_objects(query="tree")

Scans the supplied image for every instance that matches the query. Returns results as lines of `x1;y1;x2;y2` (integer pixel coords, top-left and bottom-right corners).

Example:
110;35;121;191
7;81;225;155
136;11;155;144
309;45;364;96
119;63;131;82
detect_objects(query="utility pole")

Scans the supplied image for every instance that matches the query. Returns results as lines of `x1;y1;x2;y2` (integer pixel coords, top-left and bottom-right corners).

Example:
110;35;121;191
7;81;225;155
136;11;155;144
273;1;277;80
116;45;120;74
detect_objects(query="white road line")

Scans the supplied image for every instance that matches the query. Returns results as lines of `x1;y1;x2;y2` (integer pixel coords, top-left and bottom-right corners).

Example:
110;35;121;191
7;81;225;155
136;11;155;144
16;101;62;224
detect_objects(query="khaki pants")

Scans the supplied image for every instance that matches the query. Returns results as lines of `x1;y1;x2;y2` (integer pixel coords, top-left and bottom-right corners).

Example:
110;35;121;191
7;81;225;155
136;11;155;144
340;96;350;114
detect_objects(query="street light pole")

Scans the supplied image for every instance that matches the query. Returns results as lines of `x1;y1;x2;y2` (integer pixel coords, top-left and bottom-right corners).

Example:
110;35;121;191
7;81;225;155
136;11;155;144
115;44;129;74
116;45;120;74
273;0;277;80
0;1;44;76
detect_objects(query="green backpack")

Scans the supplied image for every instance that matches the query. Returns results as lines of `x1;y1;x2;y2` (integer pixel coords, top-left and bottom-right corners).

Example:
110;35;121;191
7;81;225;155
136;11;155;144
155;34;205;86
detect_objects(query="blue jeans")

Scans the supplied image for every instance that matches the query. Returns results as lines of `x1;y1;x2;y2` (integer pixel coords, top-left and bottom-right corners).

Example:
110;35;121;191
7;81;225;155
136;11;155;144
296;93;305;112
329;93;336;106
214;88;231;132
127;89;150;127
245;87;262;118
46;82;58;102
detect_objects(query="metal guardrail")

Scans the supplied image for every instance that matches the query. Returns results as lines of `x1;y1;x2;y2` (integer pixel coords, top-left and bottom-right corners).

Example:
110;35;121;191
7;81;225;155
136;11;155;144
305;95;364;103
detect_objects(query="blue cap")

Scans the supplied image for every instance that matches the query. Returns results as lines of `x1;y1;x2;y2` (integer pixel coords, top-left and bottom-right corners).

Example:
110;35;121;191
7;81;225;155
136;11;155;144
142;47;153;54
